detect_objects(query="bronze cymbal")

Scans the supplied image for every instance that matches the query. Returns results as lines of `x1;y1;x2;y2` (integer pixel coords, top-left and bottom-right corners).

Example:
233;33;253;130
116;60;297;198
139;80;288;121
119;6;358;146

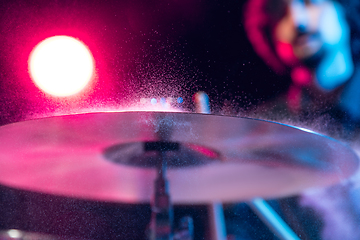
0;111;357;204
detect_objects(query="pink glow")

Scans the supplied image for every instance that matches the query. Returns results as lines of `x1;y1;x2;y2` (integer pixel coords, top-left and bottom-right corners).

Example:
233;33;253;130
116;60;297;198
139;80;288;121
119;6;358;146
187;143;219;159
287;85;302;113
243;0;286;73
275;41;298;66
291;66;312;86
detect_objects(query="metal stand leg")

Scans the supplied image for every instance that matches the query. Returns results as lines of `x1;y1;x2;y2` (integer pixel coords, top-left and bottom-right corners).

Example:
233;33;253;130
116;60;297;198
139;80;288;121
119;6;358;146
193;92;227;240
208;202;227;240
174;216;194;240
147;142;196;240
247;198;300;240
150;151;173;240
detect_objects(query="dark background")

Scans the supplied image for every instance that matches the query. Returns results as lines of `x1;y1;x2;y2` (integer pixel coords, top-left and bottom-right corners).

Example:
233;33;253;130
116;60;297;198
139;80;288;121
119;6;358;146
0;0;290;124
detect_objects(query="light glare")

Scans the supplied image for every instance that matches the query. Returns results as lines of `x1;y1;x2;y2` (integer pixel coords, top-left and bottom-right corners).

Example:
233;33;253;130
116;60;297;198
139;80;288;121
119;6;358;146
29;36;94;97
8;229;22;238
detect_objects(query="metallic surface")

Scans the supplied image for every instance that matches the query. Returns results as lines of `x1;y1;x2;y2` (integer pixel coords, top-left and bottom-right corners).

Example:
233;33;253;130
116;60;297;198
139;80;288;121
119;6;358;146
0;229;89;240
0;111;357;204
103;141;220;168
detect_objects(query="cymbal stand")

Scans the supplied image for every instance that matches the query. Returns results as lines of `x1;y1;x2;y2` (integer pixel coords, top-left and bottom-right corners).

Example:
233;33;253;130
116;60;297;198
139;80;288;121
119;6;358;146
145;141;194;240
147;142;194;240
248;198;300;240
193;91;299;240
149;144;174;240
173;216;194;240
194;92;227;240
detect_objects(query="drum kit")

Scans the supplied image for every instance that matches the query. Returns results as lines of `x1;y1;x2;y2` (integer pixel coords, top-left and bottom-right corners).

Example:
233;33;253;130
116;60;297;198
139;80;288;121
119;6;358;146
0;111;357;239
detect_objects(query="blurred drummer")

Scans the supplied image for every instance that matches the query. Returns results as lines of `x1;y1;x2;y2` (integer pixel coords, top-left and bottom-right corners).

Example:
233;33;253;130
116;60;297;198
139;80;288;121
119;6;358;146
241;1;360;239
244;0;360;136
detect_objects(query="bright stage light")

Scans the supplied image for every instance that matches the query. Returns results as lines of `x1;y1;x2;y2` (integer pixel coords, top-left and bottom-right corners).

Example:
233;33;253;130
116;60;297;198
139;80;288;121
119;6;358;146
29;36;94;97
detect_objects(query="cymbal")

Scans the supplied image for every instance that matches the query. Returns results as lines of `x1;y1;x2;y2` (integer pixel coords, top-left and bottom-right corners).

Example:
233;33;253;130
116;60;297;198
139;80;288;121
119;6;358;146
0;111;357;203
0;229;90;240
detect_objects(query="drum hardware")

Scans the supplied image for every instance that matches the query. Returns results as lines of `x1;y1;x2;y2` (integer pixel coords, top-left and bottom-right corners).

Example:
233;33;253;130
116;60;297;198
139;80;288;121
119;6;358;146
248;198;300;240
207;202;227;240
146;142;176;240
194;92;227;240
0;229;90;240
173;216;194;240
195;92;298;240
0;111;357;239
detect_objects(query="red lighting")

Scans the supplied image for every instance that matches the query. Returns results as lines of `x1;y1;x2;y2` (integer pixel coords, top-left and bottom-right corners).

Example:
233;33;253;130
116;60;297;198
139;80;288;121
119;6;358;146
187;143;220;159
28;36;94;97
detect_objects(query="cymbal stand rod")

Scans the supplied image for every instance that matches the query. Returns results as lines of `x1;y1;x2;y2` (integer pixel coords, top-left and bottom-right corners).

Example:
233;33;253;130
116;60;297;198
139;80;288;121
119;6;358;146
150;151;173;240
247;198;300;240
208;202;227;240
193;92;227;240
